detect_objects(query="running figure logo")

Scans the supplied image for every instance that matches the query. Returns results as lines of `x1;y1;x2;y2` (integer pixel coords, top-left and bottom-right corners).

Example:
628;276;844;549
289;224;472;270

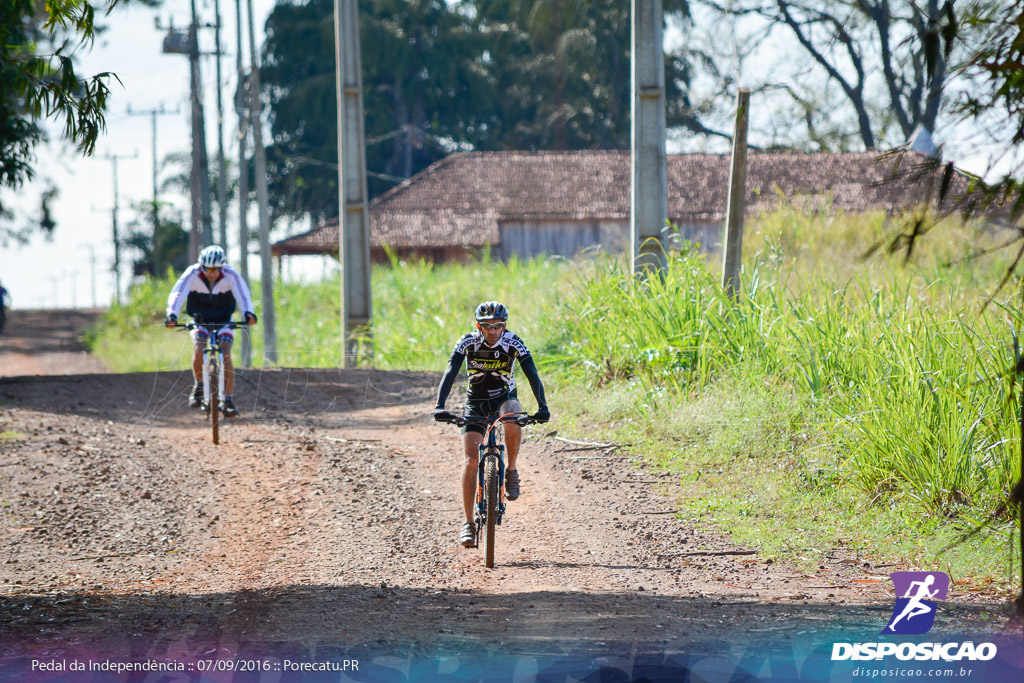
883;571;949;635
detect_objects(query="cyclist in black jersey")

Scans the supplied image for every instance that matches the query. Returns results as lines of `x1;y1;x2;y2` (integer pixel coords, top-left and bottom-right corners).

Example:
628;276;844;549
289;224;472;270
434;301;550;546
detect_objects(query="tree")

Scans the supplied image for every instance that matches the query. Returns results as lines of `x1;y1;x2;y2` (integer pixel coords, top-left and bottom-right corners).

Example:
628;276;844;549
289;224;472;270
952;2;1024;182
694;0;959;151
0;0;158;239
261;0;711;225
471;0;700;150
123;200;189;278
949;1;1024;619
261;0;493;223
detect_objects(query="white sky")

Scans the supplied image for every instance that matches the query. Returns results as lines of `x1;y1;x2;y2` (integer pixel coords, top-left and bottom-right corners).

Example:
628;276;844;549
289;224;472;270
2;3;1020;309
1;0;278;309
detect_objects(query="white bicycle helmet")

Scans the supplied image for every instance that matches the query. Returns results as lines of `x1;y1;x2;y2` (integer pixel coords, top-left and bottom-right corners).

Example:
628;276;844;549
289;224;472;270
198;245;227;268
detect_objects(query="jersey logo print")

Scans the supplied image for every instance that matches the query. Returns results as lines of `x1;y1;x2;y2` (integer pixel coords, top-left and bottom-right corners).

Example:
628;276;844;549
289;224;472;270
470;359;507;370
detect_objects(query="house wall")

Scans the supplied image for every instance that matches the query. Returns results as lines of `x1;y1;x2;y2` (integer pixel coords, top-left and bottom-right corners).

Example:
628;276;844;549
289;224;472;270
498;220;721;259
673;223;722;251
361;220;724;265
370;246;482;264
497;220;629;259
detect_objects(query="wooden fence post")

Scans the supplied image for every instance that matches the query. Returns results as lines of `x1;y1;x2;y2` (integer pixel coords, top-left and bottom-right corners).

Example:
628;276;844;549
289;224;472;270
721;88;750;297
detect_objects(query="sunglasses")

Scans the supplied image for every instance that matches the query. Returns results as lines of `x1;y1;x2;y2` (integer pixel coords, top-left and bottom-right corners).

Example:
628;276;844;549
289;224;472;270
478;321;506;331
203;266;222;274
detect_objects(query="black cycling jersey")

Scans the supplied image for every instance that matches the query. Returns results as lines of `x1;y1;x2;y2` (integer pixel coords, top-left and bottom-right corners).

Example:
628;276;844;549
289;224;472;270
435;330;547;409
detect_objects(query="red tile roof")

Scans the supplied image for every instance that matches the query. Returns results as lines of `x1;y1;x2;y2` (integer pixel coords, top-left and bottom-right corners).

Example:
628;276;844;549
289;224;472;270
273;150;974;255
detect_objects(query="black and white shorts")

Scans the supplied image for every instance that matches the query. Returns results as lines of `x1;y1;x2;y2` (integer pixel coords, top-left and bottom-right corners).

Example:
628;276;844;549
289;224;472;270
462;392;523;436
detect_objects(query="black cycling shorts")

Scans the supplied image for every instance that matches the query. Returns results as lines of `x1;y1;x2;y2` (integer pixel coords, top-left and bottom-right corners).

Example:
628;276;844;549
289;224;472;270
462;392;522;436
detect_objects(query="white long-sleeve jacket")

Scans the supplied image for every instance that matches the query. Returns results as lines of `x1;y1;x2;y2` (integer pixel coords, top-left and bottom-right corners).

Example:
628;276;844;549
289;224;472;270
166;264;255;323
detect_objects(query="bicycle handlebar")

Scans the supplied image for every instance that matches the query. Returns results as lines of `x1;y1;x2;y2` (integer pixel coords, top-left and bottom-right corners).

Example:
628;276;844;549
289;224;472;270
170;321;247;330
438;414;538;428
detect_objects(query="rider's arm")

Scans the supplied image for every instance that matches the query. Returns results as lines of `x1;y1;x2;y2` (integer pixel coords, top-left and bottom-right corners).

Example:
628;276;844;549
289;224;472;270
518;354;548;410
166;266;198;318
224;266;256;318
435;350;465;409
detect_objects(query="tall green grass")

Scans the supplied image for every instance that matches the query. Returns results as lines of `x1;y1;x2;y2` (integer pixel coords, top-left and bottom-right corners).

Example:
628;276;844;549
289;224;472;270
362;248;571;369
549;244;1020;520
87;251;572;372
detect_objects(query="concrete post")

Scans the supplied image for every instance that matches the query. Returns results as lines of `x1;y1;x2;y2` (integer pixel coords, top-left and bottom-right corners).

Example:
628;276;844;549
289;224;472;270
334;0;373;367
631;0;668;276
235;0;252;367
247;0;278;365
214;0;229;252
190;0;214;251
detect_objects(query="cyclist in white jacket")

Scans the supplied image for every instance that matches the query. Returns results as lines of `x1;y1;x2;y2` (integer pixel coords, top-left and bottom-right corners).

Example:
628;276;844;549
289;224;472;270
164;245;256;416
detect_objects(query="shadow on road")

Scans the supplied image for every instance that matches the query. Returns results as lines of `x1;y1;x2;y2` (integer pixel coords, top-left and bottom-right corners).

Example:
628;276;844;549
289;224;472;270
0;584;1017;680
0;368;438;427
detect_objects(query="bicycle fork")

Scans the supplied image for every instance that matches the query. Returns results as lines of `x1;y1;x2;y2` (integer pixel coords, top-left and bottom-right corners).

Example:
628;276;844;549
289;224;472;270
199;344;225;410
476;444;507;528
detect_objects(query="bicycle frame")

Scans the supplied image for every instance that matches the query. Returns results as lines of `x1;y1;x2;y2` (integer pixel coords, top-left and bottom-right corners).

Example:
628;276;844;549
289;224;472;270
476;413;516;530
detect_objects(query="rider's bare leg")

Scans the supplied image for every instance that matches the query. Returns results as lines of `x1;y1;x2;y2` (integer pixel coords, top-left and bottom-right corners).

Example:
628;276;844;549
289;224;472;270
221;340;234;395
505;423;521;471
500;398;524;472
462;432;483;524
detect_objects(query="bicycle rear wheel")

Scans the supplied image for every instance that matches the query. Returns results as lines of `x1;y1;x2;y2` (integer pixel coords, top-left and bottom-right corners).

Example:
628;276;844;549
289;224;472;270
209;361;219;445
483;454;498;568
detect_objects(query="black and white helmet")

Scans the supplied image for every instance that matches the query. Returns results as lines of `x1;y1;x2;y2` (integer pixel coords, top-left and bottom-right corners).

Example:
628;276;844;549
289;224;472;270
198;245;227;268
475;301;508;321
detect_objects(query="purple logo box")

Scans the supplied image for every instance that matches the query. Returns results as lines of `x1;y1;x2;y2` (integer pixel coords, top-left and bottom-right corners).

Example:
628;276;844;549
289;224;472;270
882;571;950;635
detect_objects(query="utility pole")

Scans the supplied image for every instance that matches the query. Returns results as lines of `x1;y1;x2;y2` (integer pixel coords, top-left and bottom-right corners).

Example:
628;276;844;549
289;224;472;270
247;0;277;364
68;270;79;309
192;0;215;253
160;10;214;261
631;0;668;277
235;0;252;367
84;245;97;308
334;0;373;367
214;0;229;252
126;103;179;275
721;88;750;298
98;151;138;304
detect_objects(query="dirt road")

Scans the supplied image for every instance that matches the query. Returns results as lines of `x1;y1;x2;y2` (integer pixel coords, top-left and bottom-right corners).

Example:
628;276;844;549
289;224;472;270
0;312;1016;679
0;309;109;376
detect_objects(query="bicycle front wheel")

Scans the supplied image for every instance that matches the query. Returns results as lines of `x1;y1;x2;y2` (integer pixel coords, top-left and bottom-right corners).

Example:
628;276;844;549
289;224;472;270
483;455;499;568
209;361;219;445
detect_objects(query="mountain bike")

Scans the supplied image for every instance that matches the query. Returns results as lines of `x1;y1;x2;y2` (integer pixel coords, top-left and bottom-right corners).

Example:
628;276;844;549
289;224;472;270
172;321;243;445
439;412;537;568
